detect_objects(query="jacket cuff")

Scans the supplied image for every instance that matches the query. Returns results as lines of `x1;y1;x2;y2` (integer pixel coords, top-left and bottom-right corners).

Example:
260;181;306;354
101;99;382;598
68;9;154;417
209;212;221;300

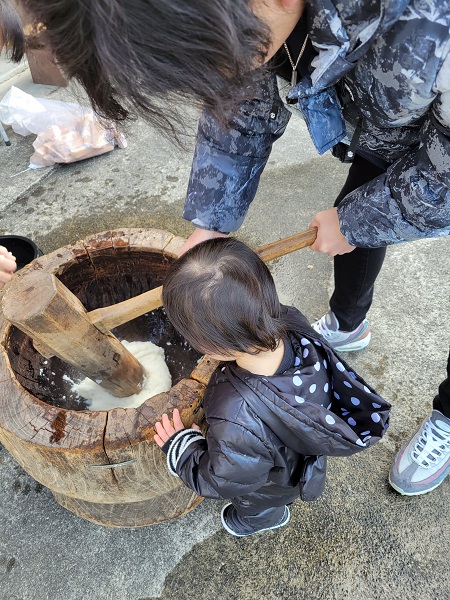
161;432;180;455
165;429;205;477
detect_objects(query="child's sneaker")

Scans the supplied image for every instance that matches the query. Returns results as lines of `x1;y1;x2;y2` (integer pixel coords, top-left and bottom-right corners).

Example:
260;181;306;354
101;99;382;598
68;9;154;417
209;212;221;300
311;310;371;352
389;410;450;495
220;503;290;537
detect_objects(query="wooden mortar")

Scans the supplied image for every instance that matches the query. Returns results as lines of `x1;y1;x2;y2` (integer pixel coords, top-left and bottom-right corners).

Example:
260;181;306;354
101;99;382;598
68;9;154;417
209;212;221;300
0;229;218;528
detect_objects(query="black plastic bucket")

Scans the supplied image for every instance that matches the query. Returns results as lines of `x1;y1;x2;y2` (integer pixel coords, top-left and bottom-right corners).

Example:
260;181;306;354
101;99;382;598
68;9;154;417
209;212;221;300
0;235;43;270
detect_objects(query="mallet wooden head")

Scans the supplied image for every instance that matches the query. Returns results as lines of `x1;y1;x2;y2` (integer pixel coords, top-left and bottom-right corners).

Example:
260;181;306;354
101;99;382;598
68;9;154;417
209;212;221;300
1;269;144;398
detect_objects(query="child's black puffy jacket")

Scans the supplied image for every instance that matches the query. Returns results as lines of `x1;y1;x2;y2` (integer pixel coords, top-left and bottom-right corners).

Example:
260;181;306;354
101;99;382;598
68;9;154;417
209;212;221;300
166;306;390;507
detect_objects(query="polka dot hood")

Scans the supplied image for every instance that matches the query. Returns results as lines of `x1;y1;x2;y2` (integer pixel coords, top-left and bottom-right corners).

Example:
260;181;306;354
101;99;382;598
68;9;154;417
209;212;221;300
224;306;390;457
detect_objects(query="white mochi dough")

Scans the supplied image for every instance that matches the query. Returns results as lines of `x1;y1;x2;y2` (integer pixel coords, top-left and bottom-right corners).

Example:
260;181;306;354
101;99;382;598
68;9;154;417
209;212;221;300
72;340;172;411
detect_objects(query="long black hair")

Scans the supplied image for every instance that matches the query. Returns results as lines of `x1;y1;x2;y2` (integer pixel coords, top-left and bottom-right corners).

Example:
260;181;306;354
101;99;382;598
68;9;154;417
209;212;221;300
0;0;25;62
162;237;287;357
19;0;271;136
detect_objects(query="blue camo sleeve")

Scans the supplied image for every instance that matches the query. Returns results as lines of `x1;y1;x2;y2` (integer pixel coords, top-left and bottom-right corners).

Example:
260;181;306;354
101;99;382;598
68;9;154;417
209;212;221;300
337;118;450;246
337;52;450;247
183;70;292;233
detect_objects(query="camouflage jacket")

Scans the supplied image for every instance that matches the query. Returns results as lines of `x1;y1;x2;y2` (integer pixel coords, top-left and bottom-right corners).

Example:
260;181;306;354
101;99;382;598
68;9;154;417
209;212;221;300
183;0;450;247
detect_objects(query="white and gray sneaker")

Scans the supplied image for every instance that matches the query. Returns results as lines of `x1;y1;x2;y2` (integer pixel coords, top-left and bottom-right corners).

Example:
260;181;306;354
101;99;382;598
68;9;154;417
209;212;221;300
389;410;450;495
312;310;371;352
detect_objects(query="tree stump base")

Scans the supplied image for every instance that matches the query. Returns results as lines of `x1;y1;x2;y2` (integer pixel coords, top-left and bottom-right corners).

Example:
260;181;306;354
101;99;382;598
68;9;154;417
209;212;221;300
0;229;218;527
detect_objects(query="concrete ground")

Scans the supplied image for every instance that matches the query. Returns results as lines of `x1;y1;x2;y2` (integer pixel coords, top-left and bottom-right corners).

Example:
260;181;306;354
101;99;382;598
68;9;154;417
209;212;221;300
0;67;449;600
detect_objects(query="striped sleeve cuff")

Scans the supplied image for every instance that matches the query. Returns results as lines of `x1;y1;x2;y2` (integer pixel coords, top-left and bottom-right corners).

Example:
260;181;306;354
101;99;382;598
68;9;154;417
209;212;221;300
165;429;205;477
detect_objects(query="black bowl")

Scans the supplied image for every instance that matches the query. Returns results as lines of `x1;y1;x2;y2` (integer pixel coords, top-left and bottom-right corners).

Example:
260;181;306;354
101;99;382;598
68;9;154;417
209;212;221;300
0;235;43;270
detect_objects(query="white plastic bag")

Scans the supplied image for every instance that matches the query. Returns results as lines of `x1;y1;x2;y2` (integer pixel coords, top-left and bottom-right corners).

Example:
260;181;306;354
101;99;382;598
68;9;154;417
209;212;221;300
0;86;127;168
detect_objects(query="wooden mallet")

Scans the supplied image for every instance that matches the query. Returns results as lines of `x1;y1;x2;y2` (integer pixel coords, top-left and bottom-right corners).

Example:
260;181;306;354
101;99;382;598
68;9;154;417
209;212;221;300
1;228;317;398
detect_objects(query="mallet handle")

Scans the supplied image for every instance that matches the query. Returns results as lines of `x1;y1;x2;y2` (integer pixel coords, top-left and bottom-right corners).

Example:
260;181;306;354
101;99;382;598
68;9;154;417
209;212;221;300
255;227;317;262
89;228;317;333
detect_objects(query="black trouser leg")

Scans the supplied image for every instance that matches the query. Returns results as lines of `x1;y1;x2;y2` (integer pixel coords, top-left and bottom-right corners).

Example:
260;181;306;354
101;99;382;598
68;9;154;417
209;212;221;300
432;349;450;419
329;154;387;331
230;498;287;531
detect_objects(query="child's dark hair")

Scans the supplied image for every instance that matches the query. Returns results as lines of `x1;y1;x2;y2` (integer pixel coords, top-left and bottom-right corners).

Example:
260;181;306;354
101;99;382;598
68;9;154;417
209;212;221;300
162;237;287;357
19;0;270;137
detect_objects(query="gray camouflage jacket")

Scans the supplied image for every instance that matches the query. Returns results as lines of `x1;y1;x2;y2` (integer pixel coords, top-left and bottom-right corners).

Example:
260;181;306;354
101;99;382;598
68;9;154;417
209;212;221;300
183;0;450;247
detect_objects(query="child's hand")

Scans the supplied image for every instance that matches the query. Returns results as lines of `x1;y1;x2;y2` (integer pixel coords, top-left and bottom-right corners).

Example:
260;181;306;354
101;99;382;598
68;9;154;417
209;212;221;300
0;246;17;290
154;408;201;448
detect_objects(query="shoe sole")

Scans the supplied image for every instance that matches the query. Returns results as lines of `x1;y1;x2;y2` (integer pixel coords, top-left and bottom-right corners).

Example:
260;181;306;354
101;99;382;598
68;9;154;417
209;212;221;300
333;331;371;352
389;461;450;496
220;504;291;537
388;473;447;496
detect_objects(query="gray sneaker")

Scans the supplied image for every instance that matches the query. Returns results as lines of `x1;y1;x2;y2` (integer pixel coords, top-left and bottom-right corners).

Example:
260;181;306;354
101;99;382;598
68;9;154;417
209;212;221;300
220;504;290;537
389;410;450;495
312;310;371;352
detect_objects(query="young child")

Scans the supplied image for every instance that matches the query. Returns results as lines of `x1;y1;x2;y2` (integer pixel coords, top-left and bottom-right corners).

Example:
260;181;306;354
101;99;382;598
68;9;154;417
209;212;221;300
0;246;16;290
155;238;390;537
